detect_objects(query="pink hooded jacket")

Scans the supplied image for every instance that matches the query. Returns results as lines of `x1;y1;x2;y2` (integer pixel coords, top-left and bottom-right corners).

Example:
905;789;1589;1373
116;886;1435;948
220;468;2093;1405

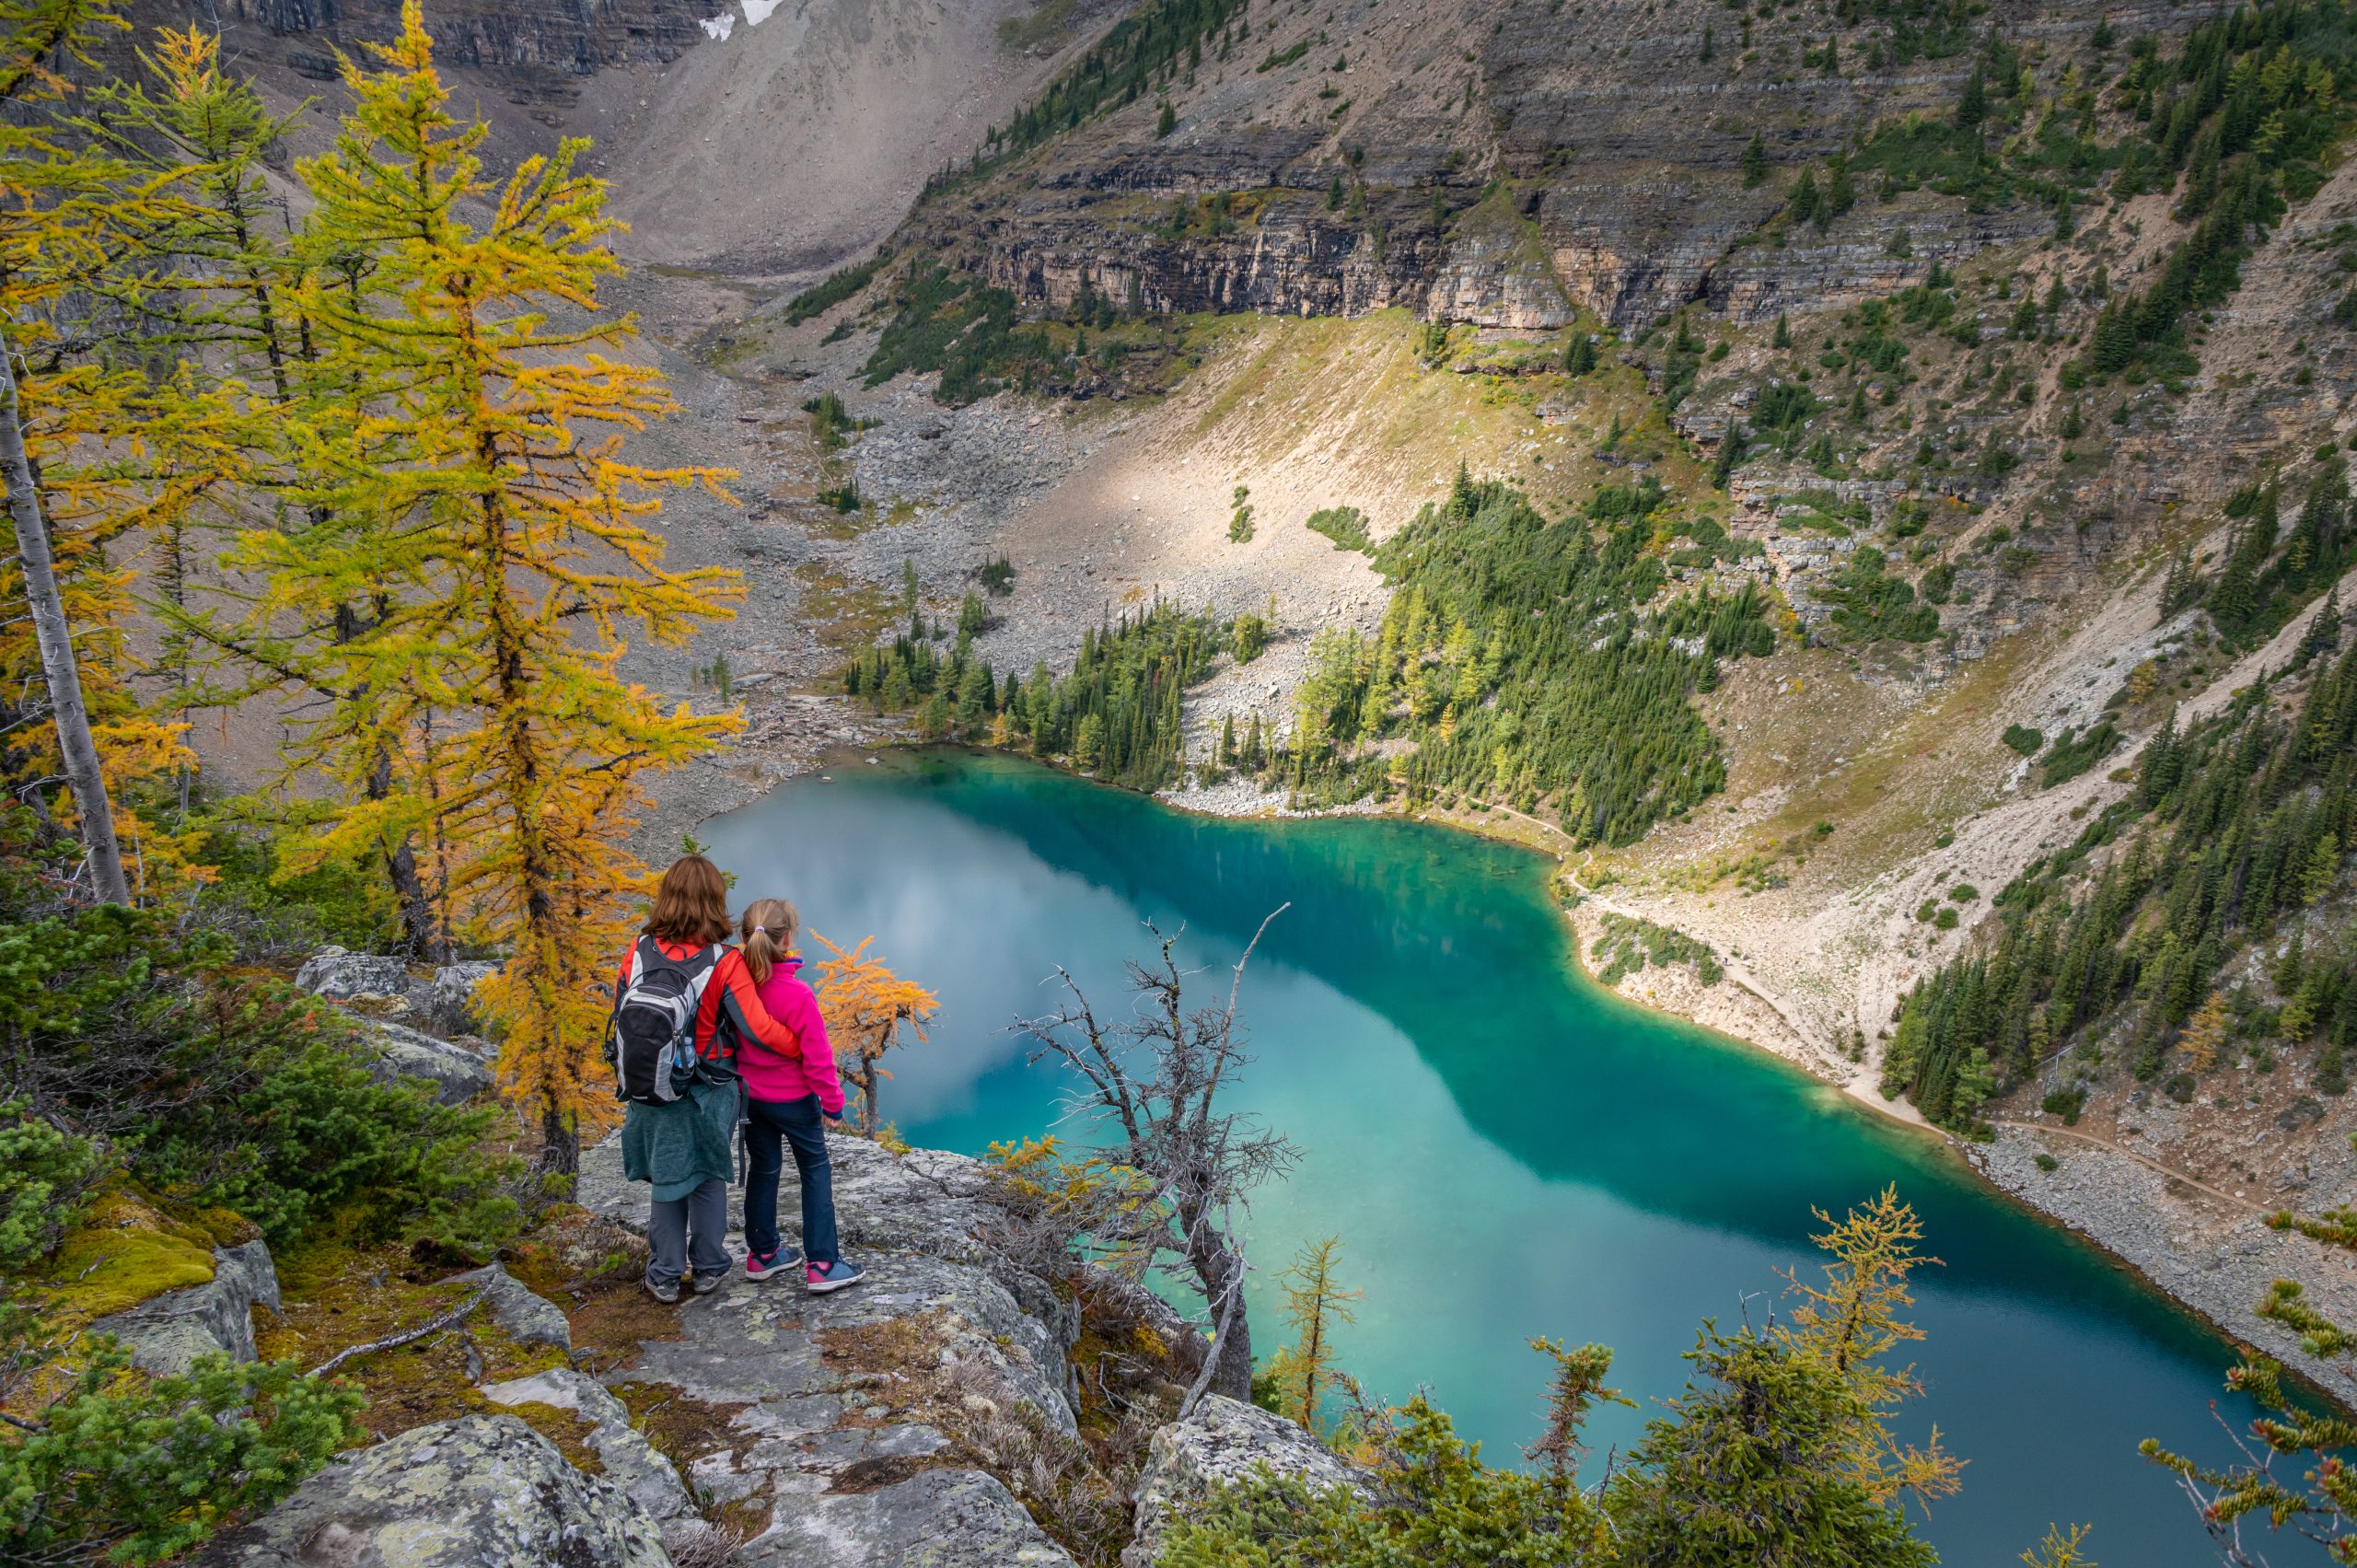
738;956;845;1116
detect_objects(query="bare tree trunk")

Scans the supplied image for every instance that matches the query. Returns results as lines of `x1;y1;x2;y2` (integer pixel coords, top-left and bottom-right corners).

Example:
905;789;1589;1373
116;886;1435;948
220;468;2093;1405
0;331;129;905
1190;1231;1254;1402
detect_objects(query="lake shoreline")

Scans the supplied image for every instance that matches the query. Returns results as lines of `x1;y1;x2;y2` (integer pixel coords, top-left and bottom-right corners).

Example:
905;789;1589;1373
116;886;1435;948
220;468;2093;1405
711;736;2354;1412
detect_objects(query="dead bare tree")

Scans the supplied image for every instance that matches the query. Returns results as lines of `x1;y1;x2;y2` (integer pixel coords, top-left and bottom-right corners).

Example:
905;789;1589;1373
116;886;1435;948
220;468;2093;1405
1013;907;1296;1407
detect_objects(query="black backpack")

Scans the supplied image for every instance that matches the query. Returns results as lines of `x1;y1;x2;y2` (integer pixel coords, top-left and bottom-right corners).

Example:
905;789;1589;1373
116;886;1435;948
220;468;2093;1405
609;937;724;1105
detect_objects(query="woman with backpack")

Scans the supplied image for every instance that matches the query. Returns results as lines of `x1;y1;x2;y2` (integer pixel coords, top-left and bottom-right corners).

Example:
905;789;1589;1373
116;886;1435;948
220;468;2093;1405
614;854;804;1304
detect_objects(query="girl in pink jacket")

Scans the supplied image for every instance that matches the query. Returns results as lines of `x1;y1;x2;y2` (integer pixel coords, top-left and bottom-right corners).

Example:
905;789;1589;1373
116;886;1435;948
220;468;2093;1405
736;899;863;1293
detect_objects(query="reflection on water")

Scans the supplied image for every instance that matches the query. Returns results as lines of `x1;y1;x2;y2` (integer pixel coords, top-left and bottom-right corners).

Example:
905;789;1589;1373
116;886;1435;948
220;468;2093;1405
702;748;2298;1565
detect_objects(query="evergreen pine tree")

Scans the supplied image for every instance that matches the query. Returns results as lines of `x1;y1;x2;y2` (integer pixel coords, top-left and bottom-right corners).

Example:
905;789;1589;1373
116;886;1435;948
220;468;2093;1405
1788;165;1822;226
1956;66;1988;130
1741;132;1769;188
2305;587;2344;662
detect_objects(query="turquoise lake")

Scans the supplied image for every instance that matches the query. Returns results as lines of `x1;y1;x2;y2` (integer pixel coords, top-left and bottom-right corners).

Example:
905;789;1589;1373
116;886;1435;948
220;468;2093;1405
702;747;2294;1565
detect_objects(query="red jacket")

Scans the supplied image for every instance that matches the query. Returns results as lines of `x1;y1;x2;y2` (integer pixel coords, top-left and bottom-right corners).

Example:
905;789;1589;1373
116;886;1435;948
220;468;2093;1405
612;938;799;1064
738;957;843;1114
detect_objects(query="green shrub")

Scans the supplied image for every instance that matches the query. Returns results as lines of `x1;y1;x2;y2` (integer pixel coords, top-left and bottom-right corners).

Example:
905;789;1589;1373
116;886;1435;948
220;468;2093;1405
0;1344;359;1567
2038;721;2122;787
0;899;516;1260
2040;1086;2087;1124
2034;1152;2060;1171
135;1006;518;1259
0;1103;99;1277
1231;613;1270;664
1305;505;1372;552
2002;724;2043;756
1933;907;1960;930
784;249;890;325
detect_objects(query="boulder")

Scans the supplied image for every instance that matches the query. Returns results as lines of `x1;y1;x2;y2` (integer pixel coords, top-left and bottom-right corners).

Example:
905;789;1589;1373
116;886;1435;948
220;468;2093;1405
193;1414;670;1568
294;945;412;1005
1122;1395;1373;1568
420;959;501;1036
89;1239;280;1376
297;947;502;1040
355;1016;494;1106
481;1368;692;1524
455;1261;572;1352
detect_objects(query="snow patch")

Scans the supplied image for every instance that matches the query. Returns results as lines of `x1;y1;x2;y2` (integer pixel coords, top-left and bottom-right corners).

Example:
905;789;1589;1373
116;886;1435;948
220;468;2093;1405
699;11;734;38
741;0;784;22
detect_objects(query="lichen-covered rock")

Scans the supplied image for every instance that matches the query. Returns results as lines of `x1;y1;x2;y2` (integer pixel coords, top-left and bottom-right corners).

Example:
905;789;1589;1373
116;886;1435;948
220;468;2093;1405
1122;1395;1373;1568
192;1414;670;1568
579;1129;1087;1565
89;1239;280;1376
481;1368;692;1523
420;959;500;1036
354;1016;493;1106
294;945;412;1005
743;1467;1077;1568
456;1261;572;1352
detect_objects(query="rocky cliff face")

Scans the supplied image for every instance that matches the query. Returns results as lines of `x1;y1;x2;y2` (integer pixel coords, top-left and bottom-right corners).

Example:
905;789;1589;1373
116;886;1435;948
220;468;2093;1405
198;0;706;111
911;0;2183;330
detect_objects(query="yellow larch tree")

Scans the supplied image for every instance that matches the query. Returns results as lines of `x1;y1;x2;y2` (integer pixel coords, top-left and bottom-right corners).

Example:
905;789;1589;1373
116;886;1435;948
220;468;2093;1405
232;3;742;1175
1264;1235;1362;1432
2181;989;2231;1074
1773;1185;1964;1510
99;25;451;946
809;933;940;1134
0;0;224;900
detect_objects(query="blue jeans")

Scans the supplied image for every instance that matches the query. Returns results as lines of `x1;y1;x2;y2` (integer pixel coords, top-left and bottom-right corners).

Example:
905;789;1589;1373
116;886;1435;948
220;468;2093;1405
744;1095;839;1265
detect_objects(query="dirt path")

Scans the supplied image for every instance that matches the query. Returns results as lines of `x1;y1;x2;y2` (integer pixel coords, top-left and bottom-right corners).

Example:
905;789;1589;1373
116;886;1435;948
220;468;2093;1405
1988;1120;2267;1215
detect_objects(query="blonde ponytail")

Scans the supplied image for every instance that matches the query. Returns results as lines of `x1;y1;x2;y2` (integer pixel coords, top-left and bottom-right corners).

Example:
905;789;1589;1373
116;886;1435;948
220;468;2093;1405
738;897;798;983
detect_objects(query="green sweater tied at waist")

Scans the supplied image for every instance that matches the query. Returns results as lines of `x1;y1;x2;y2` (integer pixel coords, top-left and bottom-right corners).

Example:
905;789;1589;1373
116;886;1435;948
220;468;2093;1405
621;1077;739;1202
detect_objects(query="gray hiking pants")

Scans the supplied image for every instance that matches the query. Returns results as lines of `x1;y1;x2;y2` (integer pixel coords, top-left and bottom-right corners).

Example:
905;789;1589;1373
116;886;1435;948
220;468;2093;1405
646;1177;731;1288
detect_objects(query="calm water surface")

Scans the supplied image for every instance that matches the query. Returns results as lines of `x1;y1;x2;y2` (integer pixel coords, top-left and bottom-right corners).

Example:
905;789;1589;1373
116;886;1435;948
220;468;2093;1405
703;748;2292;1565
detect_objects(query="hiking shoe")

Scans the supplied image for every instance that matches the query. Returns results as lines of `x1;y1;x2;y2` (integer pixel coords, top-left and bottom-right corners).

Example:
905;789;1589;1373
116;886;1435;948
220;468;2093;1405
691;1269;726;1295
745;1247;801;1282
644;1276;680;1305
805;1258;865;1295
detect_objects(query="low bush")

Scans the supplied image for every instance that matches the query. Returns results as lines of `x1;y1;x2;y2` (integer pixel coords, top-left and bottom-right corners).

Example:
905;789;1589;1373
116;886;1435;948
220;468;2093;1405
0;1343;360;1567
1305;505;1372;552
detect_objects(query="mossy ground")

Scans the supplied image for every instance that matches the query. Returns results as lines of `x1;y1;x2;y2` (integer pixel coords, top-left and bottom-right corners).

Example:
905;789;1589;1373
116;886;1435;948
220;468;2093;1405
43;1191;223;1325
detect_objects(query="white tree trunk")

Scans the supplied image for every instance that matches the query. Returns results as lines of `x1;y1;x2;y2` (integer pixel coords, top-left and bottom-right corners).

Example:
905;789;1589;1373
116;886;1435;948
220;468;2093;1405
0;329;130;905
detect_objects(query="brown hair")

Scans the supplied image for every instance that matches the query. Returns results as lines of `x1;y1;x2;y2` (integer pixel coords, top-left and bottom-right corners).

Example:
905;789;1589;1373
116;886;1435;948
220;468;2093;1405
644;855;732;945
738;898;799;983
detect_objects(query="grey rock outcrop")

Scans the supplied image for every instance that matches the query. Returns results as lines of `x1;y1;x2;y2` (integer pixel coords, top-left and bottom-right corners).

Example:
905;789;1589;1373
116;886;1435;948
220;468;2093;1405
204;0;705;110
749;1468;1078;1567
1123;1395;1374;1568
194;1414;671;1568
456;1261;573;1352
297;946;503;1044
294;945;412;1005
579;1131;1086;1568
354;1016;494;1107
420;959;500;1036
481;1368;693;1524
89;1239;280;1376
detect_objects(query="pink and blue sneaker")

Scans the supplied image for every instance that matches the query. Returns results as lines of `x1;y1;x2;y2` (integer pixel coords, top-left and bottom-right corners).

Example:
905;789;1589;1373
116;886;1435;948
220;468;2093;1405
805;1258;865;1295
745;1245;801;1282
